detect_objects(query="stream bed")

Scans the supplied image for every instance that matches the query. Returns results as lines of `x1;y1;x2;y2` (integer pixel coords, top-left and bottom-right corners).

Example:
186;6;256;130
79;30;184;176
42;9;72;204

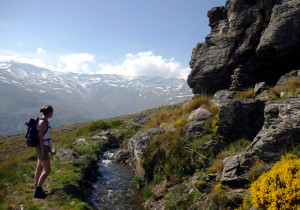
90;149;143;209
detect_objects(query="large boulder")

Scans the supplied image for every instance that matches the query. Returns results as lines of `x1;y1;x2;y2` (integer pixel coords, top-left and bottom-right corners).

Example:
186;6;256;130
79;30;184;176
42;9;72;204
188;0;265;94
221;94;300;185
187;108;213;139
251;94;300;162
221;149;256;186
213;90;237;107
217;97;265;141
257;0;300;69
275;70;300;88
110;149;131;164
188;0;300;94
127;127;165;162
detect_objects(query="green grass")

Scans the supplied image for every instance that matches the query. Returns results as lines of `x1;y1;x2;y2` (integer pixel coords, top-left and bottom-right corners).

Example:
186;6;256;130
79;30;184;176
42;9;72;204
0;117;131;209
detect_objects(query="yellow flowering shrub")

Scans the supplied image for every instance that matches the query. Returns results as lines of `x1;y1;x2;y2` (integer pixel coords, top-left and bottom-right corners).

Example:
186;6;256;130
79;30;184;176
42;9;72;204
211;113;219;133
236;195;251;210
250;153;300;210
174;117;186;128
214;183;225;193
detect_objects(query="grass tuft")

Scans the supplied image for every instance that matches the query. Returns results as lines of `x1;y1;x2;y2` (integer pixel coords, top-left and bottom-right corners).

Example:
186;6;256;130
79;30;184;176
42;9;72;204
234;88;255;100
270;77;300;98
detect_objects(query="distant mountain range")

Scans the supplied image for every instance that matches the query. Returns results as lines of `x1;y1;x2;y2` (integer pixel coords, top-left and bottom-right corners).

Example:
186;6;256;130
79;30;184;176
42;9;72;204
0;60;193;135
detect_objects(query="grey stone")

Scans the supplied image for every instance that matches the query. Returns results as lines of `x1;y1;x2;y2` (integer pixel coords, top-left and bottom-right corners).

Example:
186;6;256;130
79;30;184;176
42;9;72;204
188;0;300;95
254;82;267;94
275;70;300;88
188;108;213;121
217;98;265;141
110;149;131;164
127;127;165;162
187;108;213;139
132;114;150;125
252;94;300;162
221;149;256;185
221;94;300;185
56;148;74;161
212;90;237;107
188;0;264;94
73;138;88;146
257;0;300;67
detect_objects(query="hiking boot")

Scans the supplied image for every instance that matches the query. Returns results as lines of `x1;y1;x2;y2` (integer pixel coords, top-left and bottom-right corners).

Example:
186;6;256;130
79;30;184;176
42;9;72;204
34;186;47;199
35;184;48;194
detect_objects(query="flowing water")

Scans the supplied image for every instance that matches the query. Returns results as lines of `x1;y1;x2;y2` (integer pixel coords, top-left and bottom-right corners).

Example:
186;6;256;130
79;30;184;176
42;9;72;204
90;149;143;210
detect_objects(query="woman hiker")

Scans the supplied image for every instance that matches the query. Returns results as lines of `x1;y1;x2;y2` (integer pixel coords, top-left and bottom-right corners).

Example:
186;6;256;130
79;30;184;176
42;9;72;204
34;105;54;199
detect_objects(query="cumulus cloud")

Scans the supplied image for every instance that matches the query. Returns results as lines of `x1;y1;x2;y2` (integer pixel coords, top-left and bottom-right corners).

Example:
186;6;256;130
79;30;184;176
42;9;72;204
59;53;95;73
97;51;190;79
37;48;47;54
0;55;46;68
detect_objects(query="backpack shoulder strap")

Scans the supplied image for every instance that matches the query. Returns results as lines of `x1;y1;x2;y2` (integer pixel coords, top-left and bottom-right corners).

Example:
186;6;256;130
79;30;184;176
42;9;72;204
39;118;49;136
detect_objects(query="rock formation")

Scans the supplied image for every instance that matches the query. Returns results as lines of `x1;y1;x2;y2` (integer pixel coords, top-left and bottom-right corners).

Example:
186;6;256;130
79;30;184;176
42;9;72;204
188;0;300;94
186;108;213;139
127;127;165;162
215;91;265;141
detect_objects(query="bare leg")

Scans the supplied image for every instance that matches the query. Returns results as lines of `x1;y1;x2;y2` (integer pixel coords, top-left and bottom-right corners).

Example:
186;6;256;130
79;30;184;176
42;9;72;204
37;159;51;187
35;160;43;185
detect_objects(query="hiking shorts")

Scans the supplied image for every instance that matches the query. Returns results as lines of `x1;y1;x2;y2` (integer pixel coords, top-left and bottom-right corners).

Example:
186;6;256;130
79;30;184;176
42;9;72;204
35;144;51;160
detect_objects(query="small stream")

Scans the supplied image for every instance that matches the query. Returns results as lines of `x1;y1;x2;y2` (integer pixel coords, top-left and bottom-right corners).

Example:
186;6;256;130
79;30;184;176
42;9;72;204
90;149;143;210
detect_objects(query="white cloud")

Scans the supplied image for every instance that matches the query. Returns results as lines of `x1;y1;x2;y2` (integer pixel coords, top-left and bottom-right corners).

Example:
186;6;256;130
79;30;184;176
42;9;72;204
37;48;47;54
0;55;46;68
97;51;190;79
59;53;95;73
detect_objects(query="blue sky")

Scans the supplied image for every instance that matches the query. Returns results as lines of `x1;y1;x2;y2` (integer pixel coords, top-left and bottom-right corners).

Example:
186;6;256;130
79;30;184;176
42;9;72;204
0;0;227;79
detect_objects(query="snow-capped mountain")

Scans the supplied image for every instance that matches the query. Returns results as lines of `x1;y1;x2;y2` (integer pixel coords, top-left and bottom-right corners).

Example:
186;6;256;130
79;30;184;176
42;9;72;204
0;60;193;135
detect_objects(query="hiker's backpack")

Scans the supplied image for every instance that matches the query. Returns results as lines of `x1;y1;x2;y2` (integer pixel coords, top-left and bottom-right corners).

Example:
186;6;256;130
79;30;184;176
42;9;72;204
25;117;48;147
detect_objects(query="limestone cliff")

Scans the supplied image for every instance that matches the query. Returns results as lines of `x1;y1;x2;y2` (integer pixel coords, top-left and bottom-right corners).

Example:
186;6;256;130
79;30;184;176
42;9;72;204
188;0;300;94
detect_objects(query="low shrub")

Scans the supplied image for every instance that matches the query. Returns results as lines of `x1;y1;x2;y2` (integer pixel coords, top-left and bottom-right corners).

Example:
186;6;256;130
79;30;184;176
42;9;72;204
211;113;219;133
250;153;300;209
75;120;110;137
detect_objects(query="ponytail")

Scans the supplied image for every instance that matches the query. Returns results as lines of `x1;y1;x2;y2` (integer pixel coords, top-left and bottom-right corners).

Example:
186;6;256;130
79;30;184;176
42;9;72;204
40;105;53;116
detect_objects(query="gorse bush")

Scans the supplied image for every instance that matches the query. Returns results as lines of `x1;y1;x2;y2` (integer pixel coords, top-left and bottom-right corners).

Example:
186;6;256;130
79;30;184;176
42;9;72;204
211;113;219;133
250;153;300;209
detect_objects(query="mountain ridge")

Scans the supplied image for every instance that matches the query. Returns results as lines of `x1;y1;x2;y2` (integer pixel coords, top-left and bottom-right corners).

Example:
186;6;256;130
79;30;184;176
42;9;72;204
0;60;192;135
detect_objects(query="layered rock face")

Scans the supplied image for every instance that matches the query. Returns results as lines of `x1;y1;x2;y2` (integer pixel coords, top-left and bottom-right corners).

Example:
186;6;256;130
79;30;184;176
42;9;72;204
188;0;300;94
221;93;300;185
251;94;300;162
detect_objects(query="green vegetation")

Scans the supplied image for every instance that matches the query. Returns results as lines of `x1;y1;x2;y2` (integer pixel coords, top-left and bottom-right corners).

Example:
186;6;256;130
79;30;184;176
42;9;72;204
1;86;298;209
0;118;138;209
